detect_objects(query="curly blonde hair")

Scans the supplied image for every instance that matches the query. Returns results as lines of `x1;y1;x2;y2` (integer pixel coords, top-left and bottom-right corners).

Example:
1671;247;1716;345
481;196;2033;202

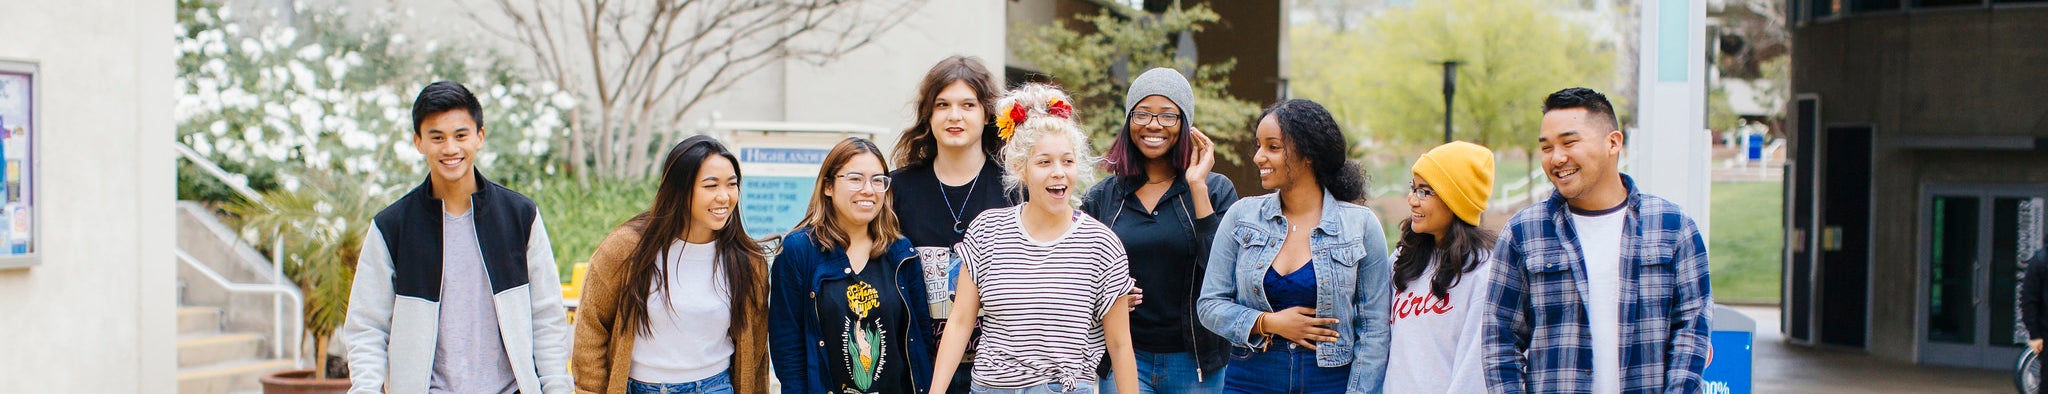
995;83;1098;208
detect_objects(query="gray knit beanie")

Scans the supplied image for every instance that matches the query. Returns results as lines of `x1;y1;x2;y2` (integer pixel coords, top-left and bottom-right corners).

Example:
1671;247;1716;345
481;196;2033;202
1124;67;1196;123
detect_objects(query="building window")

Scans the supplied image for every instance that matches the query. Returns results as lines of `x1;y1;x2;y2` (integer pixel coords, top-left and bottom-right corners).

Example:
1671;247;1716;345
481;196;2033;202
1810;0;1838;18
1853;0;1904;12
1913;0;1988;7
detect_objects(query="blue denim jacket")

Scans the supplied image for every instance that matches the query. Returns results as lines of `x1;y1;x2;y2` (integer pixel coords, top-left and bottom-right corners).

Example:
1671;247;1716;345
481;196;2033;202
1196;190;1393;393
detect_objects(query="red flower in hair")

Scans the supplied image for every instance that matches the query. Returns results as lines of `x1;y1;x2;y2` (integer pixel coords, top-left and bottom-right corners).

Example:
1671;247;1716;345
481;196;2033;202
1047;97;1073;119
999;103;1029;141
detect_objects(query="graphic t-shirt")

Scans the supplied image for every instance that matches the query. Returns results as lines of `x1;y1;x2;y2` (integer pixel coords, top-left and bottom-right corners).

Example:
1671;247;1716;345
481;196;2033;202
817;257;912;393
888;161;1016;319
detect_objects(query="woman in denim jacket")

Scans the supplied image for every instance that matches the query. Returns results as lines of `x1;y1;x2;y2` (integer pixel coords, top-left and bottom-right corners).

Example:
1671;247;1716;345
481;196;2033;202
1195;99;1392;393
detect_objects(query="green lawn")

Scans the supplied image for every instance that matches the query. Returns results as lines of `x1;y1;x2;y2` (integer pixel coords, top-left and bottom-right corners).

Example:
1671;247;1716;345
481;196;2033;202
1709;181;1783;304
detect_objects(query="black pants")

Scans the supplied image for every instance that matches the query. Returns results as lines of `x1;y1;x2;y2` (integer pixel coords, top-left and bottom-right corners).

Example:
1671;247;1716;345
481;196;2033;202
948;362;972;394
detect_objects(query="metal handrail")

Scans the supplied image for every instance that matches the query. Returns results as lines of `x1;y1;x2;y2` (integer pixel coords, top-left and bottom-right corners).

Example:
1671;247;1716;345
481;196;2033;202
176;142;305;366
173;142;266;205
176;249;305;368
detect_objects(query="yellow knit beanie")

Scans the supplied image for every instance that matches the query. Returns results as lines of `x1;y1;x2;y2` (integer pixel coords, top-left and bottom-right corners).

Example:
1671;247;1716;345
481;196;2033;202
1411;141;1496;226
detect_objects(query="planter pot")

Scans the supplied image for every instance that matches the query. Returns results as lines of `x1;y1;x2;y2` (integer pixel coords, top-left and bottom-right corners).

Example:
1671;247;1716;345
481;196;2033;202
259;369;349;394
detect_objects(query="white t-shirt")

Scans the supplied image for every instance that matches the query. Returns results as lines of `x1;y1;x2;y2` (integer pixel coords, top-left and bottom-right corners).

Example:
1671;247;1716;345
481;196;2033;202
1383;248;1493;394
1571;209;1626;394
629;240;734;383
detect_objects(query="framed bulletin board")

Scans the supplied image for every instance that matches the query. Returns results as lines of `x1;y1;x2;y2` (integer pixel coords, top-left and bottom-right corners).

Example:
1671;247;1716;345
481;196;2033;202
0;61;39;269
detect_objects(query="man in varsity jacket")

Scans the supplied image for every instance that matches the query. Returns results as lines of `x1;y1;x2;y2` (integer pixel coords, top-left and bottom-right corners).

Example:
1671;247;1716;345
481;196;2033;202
340;81;572;394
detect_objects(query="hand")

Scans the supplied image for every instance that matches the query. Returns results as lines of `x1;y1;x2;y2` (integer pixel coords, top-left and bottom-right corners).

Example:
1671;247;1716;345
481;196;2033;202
2032;339;2042;354
1182;126;1215;187
1125;286;1144;312
1260;307;1340;350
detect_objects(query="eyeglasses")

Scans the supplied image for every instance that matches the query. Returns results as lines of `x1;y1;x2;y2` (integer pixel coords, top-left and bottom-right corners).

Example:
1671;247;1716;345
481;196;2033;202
1408;183;1437;199
838;173;892;192
1128;110;1183;127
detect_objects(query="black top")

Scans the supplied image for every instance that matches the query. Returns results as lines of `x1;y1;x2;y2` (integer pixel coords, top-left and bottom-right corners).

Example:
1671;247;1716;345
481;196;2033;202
1266;262;1319;311
817;259;913;393
889;160;1018;249
1079;174;1238;358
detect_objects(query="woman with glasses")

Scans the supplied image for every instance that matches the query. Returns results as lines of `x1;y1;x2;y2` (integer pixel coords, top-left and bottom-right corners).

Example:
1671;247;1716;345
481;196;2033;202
769;137;936;394
1081;68;1238;393
1382;141;1496;393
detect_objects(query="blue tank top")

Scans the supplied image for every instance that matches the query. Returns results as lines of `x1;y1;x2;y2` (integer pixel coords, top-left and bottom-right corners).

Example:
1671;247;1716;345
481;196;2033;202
1264;261;1317;310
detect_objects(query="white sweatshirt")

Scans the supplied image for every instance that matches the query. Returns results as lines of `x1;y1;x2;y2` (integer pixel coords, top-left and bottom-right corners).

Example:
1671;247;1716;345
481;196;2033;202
1383;249;1492;394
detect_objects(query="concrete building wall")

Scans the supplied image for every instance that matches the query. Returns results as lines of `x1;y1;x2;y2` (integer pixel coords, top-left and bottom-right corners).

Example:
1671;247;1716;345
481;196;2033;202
0;0;178;392
1791;7;2048;363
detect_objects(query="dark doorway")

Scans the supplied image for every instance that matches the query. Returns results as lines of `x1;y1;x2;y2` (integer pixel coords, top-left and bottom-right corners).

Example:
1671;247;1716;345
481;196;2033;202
1818;125;1872;347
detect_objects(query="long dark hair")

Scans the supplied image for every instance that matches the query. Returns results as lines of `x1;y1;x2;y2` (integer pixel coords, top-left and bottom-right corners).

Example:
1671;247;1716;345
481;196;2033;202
615;135;766;338
1393;219;1497;299
892;55;1004;169
1260;99;1368;204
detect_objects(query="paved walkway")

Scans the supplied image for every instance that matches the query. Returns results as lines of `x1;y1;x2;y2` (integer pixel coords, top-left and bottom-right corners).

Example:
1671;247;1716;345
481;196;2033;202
1736;306;2014;393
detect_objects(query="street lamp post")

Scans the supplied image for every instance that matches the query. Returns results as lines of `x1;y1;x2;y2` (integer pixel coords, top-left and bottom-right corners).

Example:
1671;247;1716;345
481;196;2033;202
1441;60;1460;143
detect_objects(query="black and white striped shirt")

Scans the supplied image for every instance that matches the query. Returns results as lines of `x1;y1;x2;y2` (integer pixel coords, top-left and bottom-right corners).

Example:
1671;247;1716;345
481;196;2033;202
954;206;1135;389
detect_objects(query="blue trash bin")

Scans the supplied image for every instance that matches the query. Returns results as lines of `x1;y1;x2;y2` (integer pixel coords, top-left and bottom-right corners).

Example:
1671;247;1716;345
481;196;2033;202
1703;304;1754;394
1745;133;1765;162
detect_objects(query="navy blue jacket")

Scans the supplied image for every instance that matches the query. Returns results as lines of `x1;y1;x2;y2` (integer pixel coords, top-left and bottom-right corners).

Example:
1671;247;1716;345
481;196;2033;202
768;228;935;394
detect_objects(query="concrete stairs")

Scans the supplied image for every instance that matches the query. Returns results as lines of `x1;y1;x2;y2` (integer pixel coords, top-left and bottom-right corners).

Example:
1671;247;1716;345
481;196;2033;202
176;305;294;393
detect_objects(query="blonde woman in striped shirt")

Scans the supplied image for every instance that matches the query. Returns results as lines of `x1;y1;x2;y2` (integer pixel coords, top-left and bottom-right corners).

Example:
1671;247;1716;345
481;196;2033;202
928;83;1139;394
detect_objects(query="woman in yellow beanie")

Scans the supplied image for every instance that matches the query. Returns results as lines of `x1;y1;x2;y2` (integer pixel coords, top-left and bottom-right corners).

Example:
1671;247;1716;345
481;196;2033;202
1383;140;1497;393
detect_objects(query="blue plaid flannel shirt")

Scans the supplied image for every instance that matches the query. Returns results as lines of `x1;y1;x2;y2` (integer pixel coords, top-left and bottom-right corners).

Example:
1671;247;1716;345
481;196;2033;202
1482;174;1712;393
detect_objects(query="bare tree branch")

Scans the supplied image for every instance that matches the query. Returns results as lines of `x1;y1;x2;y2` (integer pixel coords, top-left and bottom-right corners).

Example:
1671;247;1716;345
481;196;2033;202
475;0;925;178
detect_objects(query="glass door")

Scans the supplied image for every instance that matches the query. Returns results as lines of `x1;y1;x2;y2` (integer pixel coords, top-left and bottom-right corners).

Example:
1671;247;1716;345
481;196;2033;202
1920;185;2047;369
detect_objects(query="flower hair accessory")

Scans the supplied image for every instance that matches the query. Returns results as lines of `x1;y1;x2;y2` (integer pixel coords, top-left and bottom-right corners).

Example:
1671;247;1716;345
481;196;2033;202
996;96;1077;141
998;102;1026;141
1047;97;1073;119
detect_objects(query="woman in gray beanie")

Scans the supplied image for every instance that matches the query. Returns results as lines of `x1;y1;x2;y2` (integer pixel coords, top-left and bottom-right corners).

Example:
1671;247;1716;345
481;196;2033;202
1080;67;1239;393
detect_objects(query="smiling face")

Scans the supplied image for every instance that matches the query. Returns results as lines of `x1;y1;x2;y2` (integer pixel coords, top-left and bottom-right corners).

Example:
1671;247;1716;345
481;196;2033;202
1022;132;1081;215
1407;174;1455;240
1128;95;1183;160
685;155;740;243
825;153;887;230
413;110;484;187
1252;114;1308;191
929;80;987;152
1537;107;1624;205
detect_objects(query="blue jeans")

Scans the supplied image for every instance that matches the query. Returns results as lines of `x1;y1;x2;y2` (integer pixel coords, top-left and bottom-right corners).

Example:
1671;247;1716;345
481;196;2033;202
627;370;733;394
970;380;1096;394
1222;343;1350;394
1104;350;1225;394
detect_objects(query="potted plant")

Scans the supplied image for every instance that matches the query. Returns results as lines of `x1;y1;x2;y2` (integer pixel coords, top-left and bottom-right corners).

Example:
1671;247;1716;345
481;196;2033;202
227;171;395;393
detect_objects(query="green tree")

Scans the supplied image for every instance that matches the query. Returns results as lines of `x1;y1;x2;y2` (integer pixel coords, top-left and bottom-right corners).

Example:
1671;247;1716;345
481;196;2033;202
1293;0;1617;153
1011;3;1264;166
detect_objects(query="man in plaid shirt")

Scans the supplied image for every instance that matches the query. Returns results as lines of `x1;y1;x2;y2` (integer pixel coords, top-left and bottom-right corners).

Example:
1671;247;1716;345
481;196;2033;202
1482;88;1712;394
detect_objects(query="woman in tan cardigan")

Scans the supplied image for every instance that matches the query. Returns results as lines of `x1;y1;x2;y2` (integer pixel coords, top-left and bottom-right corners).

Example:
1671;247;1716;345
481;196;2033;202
574;135;770;394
